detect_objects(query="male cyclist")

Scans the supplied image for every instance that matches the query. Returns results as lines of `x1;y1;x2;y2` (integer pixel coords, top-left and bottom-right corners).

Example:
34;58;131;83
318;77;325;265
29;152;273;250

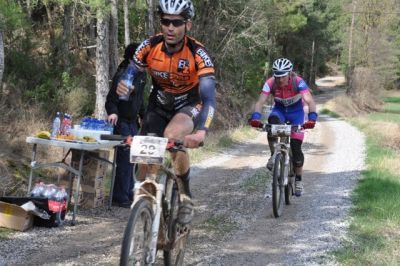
116;0;216;224
250;58;317;196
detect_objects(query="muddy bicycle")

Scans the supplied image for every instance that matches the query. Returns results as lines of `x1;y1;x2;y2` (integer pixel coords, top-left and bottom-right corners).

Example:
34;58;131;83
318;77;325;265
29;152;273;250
101;134;190;266
257;123;303;218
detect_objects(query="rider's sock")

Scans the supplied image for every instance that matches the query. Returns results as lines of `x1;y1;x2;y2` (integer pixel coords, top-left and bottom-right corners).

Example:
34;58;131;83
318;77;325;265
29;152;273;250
178;169;192;198
295;175;302;181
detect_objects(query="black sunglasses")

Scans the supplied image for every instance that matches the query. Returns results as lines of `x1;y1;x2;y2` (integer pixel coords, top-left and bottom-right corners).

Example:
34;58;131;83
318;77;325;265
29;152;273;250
160;18;186;27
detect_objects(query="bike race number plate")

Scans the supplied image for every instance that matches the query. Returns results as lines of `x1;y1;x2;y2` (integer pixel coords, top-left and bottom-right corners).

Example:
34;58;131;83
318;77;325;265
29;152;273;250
271;124;291;136
130;136;169;165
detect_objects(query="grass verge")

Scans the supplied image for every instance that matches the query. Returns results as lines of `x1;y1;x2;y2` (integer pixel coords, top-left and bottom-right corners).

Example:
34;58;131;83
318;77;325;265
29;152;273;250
330;94;400;264
189;125;258;163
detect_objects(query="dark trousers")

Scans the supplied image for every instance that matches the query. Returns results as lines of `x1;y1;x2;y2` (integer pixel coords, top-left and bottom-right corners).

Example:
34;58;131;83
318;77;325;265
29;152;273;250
112;120;138;203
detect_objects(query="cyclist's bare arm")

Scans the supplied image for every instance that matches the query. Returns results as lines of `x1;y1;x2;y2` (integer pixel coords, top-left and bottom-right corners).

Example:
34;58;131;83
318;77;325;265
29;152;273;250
254;93;269;113
302;91;317;113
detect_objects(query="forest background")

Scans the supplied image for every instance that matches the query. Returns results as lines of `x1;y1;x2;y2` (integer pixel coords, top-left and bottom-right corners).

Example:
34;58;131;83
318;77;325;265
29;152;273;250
0;0;399;196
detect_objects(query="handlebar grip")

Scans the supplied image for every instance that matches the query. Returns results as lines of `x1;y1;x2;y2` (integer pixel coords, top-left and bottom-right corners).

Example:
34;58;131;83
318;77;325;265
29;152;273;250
100;134;125;141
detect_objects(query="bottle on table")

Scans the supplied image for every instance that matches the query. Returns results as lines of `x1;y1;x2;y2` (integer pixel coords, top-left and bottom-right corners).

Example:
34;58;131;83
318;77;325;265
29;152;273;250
51;112;61;138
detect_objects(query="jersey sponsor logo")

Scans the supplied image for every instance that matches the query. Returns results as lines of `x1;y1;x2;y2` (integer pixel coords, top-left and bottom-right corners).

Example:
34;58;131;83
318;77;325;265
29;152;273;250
196;48;214;67
151;70;169;79
298;80;307;90
177;59;190;74
189;106;201;118
274;94;302;107
262;82;271;93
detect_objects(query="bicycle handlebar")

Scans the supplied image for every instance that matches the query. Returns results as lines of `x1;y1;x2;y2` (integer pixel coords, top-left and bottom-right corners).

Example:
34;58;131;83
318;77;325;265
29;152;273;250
100;134;203;151
256;123;303;132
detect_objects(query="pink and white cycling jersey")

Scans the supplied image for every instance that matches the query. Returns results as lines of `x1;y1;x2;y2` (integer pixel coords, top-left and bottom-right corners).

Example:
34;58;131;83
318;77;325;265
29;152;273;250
261;75;309;109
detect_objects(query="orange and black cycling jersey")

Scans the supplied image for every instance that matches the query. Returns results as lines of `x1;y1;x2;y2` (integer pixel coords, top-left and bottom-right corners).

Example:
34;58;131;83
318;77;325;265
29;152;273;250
132;34;216;131
134;34;215;95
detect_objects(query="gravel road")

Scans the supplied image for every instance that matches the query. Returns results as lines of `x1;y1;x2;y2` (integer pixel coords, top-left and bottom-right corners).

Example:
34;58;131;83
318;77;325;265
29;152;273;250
0;79;365;265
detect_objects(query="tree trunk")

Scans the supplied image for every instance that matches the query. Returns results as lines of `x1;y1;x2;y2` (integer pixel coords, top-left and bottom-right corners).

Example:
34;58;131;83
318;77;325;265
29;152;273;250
62;3;73;69
309;40;315;86
95;13;110;119
347;0;357;94
0;31;4;85
109;0;119;77
146;0;155;36
124;0;131;46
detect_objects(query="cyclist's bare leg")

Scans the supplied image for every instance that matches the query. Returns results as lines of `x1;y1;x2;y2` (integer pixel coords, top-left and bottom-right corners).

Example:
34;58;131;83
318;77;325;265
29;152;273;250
164;113;195;224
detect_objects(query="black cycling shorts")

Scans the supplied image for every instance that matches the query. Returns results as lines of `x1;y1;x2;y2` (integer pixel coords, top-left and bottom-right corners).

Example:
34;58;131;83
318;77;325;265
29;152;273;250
140;104;202;137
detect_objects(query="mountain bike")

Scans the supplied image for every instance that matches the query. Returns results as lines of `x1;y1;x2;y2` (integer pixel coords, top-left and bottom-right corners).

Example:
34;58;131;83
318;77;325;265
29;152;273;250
101;134;190;266
259;123;302;218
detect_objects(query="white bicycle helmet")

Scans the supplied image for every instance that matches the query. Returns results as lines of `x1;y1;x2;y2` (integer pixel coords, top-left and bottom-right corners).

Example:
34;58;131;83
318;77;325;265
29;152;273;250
272;58;293;77
158;0;195;19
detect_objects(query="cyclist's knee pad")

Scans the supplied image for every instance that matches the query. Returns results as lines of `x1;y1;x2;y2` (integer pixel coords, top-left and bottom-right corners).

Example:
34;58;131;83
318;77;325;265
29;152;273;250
290;139;304;167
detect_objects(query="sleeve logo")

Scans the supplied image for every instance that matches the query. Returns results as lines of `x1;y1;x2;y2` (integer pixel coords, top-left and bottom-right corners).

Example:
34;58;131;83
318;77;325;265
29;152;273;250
196;48;214;67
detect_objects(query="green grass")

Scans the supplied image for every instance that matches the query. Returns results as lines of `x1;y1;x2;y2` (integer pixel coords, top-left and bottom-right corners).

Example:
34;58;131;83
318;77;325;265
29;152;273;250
199;214;238;235
333;118;400;264
242;168;270;192
384;103;400;114
0;228;14;240
320;108;341;118
383;96;400;103
368;112;400;124
189;126;258;163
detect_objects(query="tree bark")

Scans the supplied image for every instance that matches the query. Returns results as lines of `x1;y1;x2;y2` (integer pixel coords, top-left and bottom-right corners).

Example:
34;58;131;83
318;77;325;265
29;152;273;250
95;13;110;119
347;0;357;94
109;0;119;77
146;0;155;36
124;0;131;46
0;31;4;85
62;3;73;69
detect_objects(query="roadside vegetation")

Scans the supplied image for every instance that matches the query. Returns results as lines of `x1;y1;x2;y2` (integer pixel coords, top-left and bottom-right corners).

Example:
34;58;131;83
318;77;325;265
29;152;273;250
326;93;400;264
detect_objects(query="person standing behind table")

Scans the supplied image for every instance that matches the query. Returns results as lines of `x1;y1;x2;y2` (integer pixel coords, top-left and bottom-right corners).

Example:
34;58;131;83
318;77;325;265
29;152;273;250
105;43;147;208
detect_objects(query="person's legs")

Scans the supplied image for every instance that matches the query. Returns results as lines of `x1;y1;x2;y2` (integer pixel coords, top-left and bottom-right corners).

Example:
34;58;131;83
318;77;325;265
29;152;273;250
286;109;305;196
113;120;138;207
266;110;285;170
164;112;195;224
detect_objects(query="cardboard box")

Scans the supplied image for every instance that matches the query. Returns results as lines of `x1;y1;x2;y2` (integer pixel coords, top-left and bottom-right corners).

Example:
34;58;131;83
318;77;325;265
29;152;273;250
71;150;109;179
70;189;104;208
0;201;34;231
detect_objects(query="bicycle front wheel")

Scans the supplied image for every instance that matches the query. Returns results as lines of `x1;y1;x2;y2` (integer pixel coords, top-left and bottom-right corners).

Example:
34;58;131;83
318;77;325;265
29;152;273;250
120;198;154;266
163;188;190;266
272;153;285;218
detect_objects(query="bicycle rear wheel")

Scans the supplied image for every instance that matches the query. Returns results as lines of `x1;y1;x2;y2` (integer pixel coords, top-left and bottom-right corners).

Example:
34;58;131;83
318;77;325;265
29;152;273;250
163;187;190;266
120;198;154;266
272;153;285;218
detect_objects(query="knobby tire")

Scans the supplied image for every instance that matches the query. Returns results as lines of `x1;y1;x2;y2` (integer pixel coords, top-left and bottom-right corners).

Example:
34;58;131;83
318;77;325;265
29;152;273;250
285;158;294;205
120;198;154;266
272;153;285;218
163;186;189;266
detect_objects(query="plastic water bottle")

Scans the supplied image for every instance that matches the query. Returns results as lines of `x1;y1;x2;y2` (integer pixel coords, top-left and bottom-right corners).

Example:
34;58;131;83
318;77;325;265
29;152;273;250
119;63;137;101
30;182;45;197
51;112;61;138
43;184;58;199
52;187;68;227
64;114;72;136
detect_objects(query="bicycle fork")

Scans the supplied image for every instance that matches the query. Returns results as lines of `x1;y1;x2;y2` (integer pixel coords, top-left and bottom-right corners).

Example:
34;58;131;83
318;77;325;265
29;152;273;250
133;176;165;264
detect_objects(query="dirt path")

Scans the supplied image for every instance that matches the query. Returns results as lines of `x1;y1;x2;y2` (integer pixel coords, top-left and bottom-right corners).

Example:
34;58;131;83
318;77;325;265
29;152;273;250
0;77;366;265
